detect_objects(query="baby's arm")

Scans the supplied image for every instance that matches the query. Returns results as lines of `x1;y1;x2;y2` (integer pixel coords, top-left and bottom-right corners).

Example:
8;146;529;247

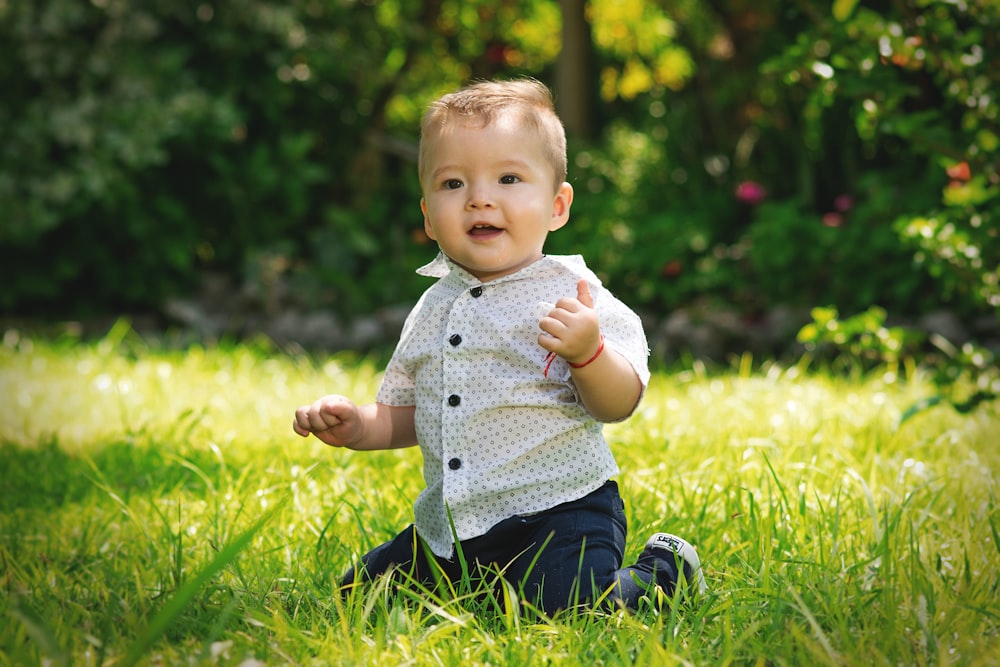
538;279;643;422
293;396;417;451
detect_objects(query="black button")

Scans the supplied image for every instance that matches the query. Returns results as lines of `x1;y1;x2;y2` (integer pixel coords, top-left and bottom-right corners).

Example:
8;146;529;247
448;458;462;470
447;394;461;406
470;286;483;297
449;334;462;346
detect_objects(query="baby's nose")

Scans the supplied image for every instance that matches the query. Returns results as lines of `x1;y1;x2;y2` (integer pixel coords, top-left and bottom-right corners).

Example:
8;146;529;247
466;185;495;208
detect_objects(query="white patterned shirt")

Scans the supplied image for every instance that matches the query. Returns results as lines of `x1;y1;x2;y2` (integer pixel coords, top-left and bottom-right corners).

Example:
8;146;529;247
376;253;650;557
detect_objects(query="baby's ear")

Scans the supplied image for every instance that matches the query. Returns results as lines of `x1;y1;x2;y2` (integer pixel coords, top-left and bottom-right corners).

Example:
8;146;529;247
421;198;436;240
549;182;574;231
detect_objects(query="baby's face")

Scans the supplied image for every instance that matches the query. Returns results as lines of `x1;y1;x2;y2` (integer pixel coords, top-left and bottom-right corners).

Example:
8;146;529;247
420;114;573;283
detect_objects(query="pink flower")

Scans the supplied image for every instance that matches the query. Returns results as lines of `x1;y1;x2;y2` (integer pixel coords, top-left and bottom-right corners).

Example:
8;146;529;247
822;212;844;228
660;260;683;278
735;180;767;205
833;194;854;212
946;162;971;182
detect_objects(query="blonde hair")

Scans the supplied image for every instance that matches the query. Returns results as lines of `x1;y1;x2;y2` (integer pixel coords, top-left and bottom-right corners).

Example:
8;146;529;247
418;78;568;191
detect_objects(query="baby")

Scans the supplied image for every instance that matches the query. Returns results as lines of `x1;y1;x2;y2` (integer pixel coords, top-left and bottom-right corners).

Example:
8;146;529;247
293;78;705;614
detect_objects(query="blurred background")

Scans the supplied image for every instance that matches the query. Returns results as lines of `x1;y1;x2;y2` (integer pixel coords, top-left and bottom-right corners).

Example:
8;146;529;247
1;0;997;360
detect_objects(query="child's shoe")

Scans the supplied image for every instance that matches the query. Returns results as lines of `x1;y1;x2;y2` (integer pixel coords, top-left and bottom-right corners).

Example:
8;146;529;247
644;532;707;596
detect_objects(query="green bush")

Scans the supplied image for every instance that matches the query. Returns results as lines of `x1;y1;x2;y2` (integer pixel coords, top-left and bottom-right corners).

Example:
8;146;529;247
0;1;327;314
759;0;998;316
0;0;443;318
742;177;940;316
1;0;996;339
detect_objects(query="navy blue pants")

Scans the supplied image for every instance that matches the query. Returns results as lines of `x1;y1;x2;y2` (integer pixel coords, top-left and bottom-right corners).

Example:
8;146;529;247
340;481;682;614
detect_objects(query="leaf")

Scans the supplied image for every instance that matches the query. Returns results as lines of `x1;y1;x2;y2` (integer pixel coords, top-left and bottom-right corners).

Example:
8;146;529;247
796;322;819;344
832;0;859;21
952;390;996;414
899;395;943;426
810;306;839;327
977;129;999;153
943;176;997;207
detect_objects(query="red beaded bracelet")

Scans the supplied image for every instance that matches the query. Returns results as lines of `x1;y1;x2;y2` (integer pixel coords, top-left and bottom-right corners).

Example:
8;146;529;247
569;334;605;369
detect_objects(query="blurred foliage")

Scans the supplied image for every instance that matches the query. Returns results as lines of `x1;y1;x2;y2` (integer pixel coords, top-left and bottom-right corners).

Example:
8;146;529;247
786;0;999;411
0;0;997;354
797;305;915;372
769;0;1000;315
798;304;998;417
549;0;999;325
0;0;573;318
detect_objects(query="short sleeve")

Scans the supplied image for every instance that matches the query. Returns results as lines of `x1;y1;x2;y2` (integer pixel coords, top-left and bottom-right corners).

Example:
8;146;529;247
589;285;650;421
376;349;416;407
375;299;422;407
597;289;651;388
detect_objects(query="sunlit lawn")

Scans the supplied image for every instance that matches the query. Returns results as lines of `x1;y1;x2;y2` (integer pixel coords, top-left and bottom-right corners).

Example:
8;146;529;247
1;323;998;666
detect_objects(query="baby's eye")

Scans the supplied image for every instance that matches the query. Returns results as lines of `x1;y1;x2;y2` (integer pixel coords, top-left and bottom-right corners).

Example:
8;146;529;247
443;178;463;190
499;174;521;185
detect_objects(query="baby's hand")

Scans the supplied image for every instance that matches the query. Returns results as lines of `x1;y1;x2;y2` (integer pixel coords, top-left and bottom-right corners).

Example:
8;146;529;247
535;301;556;336
293;395;365;447
537;279;602;365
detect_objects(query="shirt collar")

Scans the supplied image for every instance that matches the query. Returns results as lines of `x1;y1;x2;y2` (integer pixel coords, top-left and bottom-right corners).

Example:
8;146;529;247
416;252;590;286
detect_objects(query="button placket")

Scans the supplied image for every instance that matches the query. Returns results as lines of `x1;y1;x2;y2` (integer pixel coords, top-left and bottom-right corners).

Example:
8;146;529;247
441;289;474;486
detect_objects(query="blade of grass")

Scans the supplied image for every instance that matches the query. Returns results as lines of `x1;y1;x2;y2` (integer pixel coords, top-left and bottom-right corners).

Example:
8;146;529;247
787;585;840;665
760;451;792;521
7;596;71;667
118;498;284;667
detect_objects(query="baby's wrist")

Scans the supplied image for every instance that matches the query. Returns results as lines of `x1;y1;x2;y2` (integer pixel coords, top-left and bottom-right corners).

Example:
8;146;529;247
568;334;605;369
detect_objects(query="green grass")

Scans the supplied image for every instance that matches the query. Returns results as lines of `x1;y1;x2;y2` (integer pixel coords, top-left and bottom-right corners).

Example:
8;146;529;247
1;323;998;666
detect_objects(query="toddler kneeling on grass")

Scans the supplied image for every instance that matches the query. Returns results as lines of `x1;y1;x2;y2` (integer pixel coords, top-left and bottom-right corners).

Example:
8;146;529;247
293;78;705;614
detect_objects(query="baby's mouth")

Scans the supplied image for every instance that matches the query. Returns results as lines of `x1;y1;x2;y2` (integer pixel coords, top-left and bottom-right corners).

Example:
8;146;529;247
469;224;502;236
